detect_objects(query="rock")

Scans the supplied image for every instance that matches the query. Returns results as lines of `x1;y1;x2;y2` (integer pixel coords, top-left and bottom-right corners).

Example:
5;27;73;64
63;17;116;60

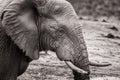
105;33;115;39
79;17;83;20
102;19;107;22
109;26;118;31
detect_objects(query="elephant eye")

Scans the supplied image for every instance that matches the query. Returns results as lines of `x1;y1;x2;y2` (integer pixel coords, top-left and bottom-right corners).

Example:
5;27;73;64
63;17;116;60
54;6;62;15
56;28;65;37
58;27;64;32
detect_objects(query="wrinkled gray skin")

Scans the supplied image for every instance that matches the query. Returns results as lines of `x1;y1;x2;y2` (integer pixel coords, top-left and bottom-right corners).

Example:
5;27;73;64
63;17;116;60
0;0;90;80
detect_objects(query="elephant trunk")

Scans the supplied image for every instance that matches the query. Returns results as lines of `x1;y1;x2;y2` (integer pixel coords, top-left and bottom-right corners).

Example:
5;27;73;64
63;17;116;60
66;21;90;80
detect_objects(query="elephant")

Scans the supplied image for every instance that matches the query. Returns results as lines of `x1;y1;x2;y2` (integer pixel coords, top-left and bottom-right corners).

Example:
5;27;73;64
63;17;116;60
0;0;111;80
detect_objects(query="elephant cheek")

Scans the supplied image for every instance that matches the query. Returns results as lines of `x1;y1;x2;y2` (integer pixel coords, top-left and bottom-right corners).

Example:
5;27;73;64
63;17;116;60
55;44;74;62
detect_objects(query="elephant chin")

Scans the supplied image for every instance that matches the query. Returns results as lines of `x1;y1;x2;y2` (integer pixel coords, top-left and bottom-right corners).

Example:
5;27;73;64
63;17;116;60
65;61;88;74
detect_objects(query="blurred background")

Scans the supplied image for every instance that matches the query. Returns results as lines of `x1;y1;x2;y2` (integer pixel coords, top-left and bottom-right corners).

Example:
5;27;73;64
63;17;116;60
68;0;120;18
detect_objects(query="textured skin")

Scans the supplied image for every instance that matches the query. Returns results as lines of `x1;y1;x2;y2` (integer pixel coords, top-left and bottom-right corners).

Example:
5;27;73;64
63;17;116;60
2;0;40;60
70;24;90;80
0;0;90;80
0;21;31;80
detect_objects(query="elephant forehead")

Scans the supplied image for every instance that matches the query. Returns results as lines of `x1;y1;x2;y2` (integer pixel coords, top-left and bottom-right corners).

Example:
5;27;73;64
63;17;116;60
50;0;71;9
37;0;71;12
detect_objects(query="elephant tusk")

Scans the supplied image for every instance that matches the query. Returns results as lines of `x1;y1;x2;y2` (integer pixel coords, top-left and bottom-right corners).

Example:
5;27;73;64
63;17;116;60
89;61;111;67
65;61;88;74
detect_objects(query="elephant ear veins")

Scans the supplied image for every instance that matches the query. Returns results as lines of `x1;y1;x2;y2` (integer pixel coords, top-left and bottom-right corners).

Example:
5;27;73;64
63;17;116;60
1;1;39;60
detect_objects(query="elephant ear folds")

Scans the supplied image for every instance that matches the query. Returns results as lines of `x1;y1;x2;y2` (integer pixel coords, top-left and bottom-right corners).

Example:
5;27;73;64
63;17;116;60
1;9;39;60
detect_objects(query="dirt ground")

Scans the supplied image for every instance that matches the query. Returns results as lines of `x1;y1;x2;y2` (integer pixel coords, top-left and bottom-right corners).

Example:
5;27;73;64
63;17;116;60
17;16;120;80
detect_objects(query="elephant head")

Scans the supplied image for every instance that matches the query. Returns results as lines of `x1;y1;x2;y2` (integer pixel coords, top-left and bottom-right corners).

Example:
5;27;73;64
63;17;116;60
1;0;111;80
35;0;90;79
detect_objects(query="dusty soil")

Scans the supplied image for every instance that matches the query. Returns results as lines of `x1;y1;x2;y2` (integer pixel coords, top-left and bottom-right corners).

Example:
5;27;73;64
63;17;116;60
17;17;120;80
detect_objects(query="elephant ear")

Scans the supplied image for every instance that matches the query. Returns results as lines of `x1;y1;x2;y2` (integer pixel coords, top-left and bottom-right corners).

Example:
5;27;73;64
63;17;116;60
1;2;39;60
